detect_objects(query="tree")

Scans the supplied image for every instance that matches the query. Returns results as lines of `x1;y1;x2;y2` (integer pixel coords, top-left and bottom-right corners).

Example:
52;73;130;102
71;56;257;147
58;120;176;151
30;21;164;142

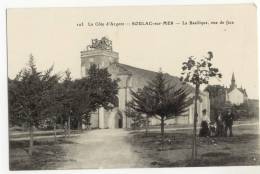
87;64;119;111
61;65;119;131
180;51;222;160
41;77;63;142
9;57;119;154
9;78;24;128
9;55;59;155
86;64;119;128
61;69;75;137
71;77;92;131
131;71;192;145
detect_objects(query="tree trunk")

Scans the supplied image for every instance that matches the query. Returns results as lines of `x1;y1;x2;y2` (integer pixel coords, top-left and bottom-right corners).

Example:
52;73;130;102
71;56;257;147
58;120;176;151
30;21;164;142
64;121;67;139
78;116;82;133
54;122;57;143
145;115;149;136
97;108;100;128
68;115;71;137
161;117;165;150
192;84;200;160
125;86;128;129
28;124;34;156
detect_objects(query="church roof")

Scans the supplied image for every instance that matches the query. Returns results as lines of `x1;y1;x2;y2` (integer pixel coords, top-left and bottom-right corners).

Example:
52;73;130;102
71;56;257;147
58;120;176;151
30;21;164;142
118;63;159;80
109;63;202;95
226;86;247;97
108;63;132;75
231;72;235;82
237;88;248;97
119;63;180;88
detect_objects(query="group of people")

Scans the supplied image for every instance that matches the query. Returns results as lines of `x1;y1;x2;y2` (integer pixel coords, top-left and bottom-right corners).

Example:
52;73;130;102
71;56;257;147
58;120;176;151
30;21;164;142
199;109;234;137
214;109;234;137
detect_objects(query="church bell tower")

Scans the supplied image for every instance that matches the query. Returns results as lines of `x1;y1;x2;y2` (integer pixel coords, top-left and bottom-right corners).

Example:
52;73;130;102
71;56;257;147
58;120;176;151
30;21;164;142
230;72;237;89
80;37;119;77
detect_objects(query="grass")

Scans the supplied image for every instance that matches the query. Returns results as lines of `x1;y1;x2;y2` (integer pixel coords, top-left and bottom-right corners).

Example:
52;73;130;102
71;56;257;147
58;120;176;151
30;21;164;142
129;125;260;167
9;138;76;170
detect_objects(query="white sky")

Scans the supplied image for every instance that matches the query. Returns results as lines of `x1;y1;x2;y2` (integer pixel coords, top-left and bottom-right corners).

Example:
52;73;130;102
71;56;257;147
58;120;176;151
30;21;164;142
7;4;258;99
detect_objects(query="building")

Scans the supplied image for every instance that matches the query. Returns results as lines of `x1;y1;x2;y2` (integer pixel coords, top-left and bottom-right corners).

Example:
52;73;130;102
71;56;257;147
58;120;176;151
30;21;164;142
225;73;248;105
81;37;210;129
204;73;249;121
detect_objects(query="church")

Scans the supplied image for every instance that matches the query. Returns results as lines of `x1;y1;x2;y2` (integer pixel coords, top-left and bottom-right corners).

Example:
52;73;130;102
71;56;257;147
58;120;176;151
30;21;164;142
225;73;248;105
80;37;210;129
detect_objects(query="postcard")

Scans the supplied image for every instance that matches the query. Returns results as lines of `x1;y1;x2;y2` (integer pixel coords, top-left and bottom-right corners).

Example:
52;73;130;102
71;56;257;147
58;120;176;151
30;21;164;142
6;4;259;171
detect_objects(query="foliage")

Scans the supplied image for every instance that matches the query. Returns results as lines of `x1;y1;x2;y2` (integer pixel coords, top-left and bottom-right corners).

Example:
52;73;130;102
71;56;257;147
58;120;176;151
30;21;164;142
130;87;156;117
8;55;61;154
180;51;222;85
125;101;146;130
130;71;192;142
68;65;119;128
9;59;119;128
147;72;191;120
87;64;119;110
8;55;59;128
180;51;222;160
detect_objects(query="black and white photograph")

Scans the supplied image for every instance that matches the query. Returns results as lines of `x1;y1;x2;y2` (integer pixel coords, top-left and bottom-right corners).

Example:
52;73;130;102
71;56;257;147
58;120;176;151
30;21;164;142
4;3;260;172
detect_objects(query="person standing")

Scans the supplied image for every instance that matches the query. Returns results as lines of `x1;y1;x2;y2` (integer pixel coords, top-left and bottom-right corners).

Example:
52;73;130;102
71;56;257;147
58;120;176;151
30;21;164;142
224;109;234;137
216;111;224;136
199;109;210;137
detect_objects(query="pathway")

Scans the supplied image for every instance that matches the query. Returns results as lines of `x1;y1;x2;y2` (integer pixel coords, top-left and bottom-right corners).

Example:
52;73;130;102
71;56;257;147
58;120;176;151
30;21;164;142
58;129;148;169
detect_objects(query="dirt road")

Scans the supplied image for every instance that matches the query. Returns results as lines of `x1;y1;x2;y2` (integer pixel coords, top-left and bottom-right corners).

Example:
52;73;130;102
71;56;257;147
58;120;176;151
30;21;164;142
57;129;148;169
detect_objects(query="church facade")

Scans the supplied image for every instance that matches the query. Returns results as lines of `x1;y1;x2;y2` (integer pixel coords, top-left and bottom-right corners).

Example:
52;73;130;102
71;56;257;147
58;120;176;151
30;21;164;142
81;37;210;129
